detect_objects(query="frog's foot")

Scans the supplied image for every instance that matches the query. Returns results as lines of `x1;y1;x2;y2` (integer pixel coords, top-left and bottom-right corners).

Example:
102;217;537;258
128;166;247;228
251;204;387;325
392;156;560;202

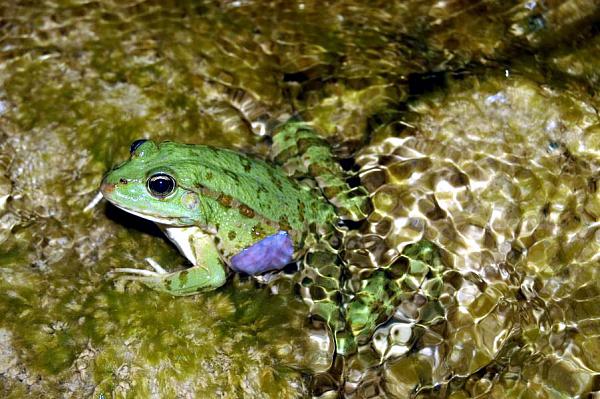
110;257;227;296
334;330;357;356
253;269;287;287
330;188;371;222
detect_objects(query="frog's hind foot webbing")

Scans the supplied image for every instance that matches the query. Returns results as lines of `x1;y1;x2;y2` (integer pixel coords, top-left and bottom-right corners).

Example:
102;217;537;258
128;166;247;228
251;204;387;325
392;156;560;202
271;121;370;221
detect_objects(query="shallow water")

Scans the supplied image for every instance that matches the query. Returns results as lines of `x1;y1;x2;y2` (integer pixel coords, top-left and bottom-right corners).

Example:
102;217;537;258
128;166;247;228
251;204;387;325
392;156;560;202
0;1;599;397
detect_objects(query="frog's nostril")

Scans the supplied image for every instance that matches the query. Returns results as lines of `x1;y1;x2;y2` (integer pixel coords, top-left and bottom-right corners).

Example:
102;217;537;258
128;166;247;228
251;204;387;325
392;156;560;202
100;182;116;194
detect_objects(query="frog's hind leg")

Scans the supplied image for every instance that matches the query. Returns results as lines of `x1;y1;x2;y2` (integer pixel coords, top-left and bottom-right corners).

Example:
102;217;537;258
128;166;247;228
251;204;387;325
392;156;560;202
271;120;370;221
111;233;228;296
299;242;357;355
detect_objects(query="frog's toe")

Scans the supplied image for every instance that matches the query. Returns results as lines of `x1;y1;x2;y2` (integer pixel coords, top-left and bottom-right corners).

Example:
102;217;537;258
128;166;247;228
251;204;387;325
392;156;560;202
110;267;161;278
108;266;172;294
144;257;167;274
110;258;168;279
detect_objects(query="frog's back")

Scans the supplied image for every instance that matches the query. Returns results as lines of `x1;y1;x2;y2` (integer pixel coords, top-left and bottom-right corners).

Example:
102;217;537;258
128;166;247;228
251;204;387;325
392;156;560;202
157;142;335;230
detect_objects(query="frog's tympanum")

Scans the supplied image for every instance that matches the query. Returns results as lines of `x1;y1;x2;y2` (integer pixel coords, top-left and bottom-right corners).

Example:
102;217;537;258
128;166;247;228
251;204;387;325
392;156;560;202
101;120;439;355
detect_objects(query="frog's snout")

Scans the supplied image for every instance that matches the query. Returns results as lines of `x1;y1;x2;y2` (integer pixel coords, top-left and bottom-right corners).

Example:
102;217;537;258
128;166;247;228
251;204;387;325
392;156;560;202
100;182;116;195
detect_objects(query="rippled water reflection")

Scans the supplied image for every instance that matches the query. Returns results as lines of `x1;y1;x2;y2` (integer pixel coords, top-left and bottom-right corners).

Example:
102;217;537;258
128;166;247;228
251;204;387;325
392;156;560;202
346;72;600;396
0;0;598;397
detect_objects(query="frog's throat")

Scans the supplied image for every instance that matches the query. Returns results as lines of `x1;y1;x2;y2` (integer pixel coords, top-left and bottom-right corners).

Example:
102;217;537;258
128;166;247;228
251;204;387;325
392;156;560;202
107;201;195;226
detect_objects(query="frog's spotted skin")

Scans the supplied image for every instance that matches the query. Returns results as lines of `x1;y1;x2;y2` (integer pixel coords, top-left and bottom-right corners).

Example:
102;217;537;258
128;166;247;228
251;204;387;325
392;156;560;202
271;121;370;221
102;138;333;254
346;240;445;344
101;120;434;356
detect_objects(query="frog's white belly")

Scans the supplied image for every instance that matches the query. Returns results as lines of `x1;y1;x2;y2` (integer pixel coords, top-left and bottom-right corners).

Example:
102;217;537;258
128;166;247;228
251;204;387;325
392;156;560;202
159;225;205;266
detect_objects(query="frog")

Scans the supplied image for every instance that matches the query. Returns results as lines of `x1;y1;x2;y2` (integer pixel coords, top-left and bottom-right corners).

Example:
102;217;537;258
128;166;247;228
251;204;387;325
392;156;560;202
100;119;447;357
101;120;370;354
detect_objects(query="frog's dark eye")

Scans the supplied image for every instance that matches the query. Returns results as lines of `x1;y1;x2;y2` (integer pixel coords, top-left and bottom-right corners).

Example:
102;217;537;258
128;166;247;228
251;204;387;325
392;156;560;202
130;139;148;155
147;173;176;198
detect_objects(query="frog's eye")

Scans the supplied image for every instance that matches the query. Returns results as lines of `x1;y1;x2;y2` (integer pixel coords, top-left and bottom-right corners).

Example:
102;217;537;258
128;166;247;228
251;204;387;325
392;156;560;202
147;173;176;198
130;139;148;155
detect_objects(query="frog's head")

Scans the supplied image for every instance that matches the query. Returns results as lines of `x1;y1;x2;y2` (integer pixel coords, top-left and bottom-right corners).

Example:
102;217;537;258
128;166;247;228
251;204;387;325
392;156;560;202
101;140;202;226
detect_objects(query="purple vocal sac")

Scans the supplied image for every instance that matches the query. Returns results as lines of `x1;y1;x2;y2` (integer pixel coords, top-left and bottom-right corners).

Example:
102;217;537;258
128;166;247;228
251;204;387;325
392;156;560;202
229;231;294;275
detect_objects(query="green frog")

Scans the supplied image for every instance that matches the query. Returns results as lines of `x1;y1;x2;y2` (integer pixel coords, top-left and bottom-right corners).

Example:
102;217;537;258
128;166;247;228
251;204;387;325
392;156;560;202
101;120;444;355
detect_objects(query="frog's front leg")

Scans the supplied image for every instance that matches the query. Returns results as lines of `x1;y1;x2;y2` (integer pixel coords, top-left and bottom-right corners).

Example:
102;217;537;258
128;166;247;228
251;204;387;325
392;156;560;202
112;229;227;296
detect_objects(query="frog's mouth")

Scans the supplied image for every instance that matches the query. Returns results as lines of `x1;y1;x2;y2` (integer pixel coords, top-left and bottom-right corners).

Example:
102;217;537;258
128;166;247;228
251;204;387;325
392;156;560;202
110;202;184;225
100;182;191;226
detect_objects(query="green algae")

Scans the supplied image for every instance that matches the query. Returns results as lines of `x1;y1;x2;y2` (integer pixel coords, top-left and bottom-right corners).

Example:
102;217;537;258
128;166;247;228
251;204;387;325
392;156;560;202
1;230;313;396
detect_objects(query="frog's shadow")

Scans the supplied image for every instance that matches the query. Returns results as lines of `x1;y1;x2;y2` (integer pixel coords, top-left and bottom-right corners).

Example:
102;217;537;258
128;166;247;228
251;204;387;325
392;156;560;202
104;203;164;239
